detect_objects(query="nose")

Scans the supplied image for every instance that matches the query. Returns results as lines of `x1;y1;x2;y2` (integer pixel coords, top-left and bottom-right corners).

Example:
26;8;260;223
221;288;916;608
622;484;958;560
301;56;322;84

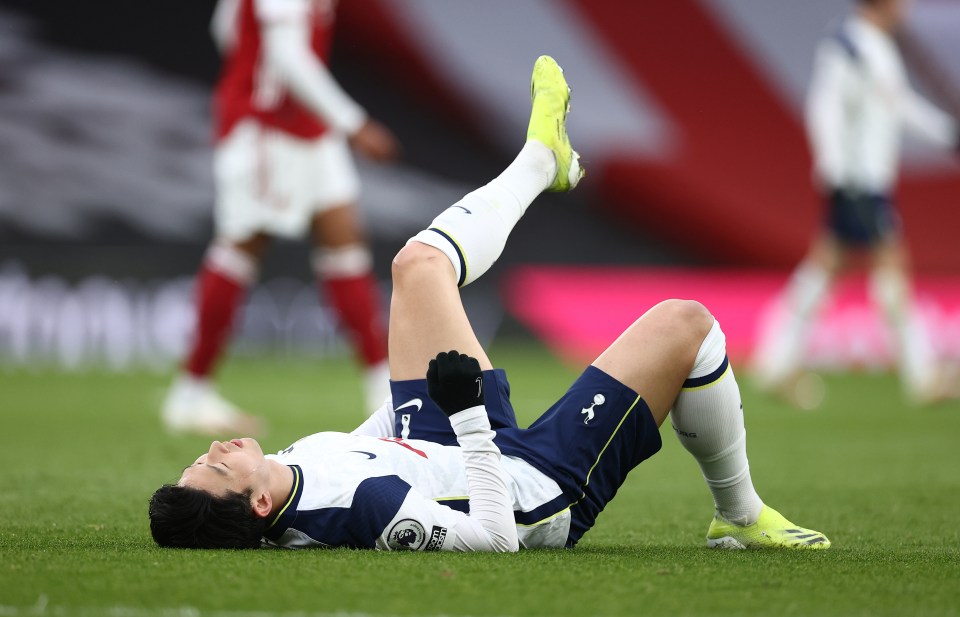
206;440;230;461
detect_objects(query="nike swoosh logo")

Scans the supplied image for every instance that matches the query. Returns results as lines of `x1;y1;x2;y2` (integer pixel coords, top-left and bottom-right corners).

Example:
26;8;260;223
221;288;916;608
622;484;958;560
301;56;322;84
349;451;377;459
394;398;423;413
453;205;472;214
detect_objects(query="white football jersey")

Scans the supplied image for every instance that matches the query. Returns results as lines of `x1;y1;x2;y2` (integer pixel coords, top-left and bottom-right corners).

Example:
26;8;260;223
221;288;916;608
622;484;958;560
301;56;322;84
263;431;570;551
806;15;957;193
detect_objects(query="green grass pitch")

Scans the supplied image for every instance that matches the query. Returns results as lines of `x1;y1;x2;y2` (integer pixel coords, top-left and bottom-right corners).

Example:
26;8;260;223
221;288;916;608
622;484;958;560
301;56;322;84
2;343;959;616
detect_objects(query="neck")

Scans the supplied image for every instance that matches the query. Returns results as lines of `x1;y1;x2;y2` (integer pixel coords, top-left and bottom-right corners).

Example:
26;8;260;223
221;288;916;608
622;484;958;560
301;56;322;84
858;4;896;34
267;460;295;517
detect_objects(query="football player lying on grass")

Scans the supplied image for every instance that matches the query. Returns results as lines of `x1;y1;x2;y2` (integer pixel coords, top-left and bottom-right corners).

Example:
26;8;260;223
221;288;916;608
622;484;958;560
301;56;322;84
149;56;831;552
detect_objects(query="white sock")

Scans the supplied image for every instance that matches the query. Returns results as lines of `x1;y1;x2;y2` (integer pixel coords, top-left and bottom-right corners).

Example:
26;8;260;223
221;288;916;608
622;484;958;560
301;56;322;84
753;262;830;386
671;321;764;526
869;268;936;396
411;141;556;287
206;242;259;284
310;244;373;278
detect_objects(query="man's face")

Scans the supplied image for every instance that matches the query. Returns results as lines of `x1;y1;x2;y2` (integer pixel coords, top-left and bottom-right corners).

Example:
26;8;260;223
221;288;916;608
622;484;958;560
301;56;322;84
179;438;269;497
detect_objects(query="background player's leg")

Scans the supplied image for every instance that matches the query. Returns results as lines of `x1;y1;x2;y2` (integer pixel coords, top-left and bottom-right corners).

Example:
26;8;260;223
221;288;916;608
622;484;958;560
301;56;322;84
868;236;944;403
162;234;268;435
310;207;390;412
186;235;269;378
752;233;841;396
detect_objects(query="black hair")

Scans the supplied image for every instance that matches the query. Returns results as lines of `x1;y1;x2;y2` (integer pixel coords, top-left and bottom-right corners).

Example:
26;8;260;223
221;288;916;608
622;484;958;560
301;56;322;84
148;484;269;549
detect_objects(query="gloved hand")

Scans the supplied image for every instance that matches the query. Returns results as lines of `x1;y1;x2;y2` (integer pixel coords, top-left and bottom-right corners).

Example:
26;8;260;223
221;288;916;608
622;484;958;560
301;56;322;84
426;350;484;417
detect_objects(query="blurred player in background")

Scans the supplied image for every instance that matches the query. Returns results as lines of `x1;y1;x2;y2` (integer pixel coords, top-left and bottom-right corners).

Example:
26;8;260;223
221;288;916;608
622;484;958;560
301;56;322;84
150;57;830;552
162;0;400;435
752;0;960;406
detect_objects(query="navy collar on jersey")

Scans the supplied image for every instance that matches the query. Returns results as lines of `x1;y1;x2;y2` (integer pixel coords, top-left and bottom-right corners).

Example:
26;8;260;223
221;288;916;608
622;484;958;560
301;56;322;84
263;464;303;542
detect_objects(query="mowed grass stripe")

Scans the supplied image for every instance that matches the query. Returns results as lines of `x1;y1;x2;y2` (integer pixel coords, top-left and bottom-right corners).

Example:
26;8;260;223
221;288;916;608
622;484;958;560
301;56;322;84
2;346;959;616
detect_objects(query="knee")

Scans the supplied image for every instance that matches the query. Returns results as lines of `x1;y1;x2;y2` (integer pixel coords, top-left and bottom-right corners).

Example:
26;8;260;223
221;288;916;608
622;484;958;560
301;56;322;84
391;241;451;287
222;233;271;262
653;299;714;343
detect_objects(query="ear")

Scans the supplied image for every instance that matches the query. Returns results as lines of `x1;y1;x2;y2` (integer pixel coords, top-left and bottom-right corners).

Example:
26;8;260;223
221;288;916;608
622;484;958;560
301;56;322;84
251;489;273;518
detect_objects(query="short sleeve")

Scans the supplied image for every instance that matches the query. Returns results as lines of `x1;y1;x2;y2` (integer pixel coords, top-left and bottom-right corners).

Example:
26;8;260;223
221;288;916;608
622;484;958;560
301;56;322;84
254;0;310;23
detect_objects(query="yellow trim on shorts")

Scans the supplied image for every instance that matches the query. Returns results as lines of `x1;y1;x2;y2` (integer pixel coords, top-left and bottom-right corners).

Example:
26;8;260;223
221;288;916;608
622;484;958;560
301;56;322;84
680;364;731;391
579;394;641;492
563;392;644;517
516;506;572;528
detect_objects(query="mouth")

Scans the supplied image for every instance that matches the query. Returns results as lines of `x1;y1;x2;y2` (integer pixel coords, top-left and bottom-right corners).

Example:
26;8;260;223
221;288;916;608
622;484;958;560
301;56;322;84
230;439;244;449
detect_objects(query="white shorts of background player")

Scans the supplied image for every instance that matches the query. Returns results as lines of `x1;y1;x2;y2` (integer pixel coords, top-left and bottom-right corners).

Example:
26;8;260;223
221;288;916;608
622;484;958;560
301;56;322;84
214;119;361;241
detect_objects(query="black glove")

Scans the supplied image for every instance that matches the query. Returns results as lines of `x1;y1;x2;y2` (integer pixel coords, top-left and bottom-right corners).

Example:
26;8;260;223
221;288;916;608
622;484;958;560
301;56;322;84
426;350;484;417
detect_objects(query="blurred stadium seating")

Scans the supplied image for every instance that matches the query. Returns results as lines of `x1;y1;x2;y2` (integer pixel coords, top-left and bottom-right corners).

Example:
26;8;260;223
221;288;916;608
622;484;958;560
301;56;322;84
1;0;958;370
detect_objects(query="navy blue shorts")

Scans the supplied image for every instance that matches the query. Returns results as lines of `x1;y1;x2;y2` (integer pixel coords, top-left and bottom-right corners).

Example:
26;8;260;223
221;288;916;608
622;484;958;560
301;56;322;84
390;369;519;446
825;190;900;246
389;366;662;547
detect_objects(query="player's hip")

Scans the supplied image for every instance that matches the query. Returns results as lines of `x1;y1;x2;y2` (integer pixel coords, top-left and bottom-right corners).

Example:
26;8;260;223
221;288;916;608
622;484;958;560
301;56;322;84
212;120;360;240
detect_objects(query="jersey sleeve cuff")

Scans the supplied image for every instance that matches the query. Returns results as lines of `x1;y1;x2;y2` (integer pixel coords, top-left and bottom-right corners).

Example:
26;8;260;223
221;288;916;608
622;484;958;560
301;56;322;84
448;406;491;435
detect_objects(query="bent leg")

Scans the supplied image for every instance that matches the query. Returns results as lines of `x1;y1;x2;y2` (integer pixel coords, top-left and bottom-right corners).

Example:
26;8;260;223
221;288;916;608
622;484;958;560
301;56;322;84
389;141;561;380
752;233;842;392
666;313;830;548
592;299;714;427
869;236;938;401
389;242;491;380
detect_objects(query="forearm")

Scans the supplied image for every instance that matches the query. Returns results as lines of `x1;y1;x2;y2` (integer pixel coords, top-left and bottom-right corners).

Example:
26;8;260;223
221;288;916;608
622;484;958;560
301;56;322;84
903;90;958;150
449;407;519;552
262;20;367;134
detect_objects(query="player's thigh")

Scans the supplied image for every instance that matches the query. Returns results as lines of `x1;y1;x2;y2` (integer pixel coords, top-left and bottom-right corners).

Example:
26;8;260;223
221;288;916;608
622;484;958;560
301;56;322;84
307;133;362;222
310;204;365;248
871;234;909;272
307;136;365;247
388;241;491;381
827;192;900;250
591;299;712;426
214;121;314;240
807;232;845;275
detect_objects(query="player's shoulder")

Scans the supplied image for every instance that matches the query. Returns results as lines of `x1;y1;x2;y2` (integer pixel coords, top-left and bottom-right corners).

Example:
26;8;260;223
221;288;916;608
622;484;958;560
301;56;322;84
818;17;862;64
